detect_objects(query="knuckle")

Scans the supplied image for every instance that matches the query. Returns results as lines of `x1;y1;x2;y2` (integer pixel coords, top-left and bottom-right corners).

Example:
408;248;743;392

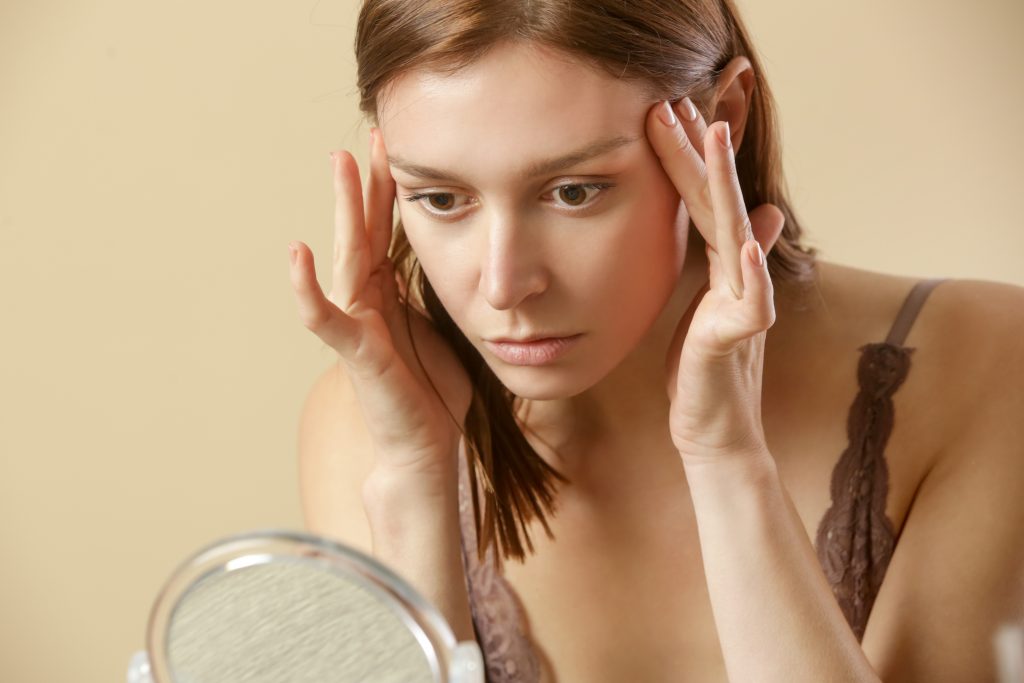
759;294;777;330
673;127;692;151
697;183;712;210
736;217;753;241
301;306;333;333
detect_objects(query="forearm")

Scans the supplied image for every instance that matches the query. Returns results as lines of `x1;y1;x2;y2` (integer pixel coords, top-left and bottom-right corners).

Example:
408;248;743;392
362;464;476;644
681;451;880;682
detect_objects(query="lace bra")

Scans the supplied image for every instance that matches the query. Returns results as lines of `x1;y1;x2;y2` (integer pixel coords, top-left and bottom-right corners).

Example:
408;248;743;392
456;277;949;682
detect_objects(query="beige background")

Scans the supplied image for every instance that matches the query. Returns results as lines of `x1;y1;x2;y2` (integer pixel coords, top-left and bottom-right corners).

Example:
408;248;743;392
1;0;1021;681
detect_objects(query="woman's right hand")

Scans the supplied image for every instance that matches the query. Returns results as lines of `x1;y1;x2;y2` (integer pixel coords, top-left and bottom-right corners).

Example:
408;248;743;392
288;129;473;484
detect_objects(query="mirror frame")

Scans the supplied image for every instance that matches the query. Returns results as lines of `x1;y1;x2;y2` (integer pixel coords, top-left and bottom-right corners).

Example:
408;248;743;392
136;528;481;683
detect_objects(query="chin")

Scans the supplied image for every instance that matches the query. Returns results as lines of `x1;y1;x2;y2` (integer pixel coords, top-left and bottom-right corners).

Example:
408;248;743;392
482;357;604;402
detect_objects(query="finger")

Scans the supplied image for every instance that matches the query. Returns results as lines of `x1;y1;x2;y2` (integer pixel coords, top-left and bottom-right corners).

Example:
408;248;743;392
705;122;751;300
739;239;775;332
331;150;373;311
288;240;437;455
645;98;718;249
665;278;712;402
706;240;723;289
288;240;363;358
708;239;775;353
364;128;396;269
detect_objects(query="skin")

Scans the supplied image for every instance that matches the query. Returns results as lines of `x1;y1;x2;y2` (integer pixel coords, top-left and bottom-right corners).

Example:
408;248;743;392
376;41;776;474
291;37;1024;683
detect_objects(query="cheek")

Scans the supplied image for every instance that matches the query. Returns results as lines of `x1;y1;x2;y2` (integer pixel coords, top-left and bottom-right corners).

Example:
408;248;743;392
584;181;688;317
634;169;690;273
398;216;475;318
611;175;688;275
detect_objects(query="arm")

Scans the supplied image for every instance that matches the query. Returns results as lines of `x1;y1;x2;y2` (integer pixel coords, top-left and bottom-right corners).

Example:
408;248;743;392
361;453;477;644
292;137;479;646
646;95;881;681
683;280;1024;682
683;454;881;682
298;361;476;643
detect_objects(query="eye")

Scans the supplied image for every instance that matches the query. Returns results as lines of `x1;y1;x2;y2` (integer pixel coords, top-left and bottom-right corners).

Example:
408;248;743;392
551;183;613;209
403;181;614;222
401;191;471;217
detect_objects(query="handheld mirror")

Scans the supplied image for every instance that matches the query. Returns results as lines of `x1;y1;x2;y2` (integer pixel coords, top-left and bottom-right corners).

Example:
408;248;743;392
127;529;484;683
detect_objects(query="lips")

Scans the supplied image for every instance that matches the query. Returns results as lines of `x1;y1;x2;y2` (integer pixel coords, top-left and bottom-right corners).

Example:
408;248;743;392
483;334;583;366
487;334;574;343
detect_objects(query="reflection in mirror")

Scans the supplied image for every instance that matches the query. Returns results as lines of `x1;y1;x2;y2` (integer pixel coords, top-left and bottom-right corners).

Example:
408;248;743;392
169;560;433;681
127;529;483;683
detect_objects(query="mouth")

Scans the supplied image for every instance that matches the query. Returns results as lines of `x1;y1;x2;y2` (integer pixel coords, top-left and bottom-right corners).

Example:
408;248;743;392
482;334;584;366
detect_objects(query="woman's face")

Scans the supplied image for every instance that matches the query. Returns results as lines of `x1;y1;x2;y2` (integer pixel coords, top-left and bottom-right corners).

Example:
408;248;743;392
377;41;690;400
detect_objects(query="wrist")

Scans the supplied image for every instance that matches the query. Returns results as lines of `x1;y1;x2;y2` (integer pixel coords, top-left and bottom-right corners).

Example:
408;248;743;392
362;461;458;518
680;445;777;490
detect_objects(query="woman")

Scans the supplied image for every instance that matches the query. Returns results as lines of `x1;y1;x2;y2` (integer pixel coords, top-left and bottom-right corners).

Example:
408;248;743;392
288;1;1024;680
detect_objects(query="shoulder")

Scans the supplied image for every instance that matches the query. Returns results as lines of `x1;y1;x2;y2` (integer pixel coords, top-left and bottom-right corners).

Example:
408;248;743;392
916;275;1024;365
772;261;1022;498
814;261;1024;358
780;261;1023;432
297;360;376;554
900;275;1024;447
819;268;1024;678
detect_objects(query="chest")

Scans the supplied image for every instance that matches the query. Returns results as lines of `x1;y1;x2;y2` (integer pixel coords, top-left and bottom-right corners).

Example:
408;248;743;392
487;366;940;682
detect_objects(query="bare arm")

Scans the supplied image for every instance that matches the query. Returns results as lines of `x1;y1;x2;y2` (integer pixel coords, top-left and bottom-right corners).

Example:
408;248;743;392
291;134;478;645
681;280;1024;682
297;360;476;643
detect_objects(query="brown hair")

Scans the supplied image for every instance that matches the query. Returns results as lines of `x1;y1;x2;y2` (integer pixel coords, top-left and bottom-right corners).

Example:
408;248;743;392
353;0;818;570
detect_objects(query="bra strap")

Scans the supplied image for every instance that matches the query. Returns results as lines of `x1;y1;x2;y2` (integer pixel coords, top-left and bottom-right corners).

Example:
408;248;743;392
884;278;949;347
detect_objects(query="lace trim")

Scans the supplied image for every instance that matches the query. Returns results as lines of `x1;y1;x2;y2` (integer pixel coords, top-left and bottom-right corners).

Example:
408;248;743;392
813;341;910;641
456;340;925;661
457;453;543;683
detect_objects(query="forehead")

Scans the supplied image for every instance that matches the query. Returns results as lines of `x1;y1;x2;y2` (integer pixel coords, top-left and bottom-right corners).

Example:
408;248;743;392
377;42;653;182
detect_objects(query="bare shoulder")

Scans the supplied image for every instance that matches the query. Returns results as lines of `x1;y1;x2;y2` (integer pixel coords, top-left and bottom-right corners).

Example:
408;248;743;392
778;260;1024;434
794;262;1024;678
803;259;1024;353
888;269;1024;447
297;360;376;555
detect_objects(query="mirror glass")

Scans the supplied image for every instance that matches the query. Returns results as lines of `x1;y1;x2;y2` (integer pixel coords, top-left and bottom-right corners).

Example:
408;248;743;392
168;558;433;682
130;529;483;683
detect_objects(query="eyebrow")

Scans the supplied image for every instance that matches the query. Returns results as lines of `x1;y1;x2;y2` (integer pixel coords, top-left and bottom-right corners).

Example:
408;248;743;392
387;133;643;184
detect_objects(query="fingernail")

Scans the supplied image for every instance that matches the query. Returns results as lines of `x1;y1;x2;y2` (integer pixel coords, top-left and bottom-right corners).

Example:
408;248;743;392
369;128;375;147
749;241;764;267
717;122;732;149
657;100;677;127
328;151;336;168
289;243;297;265
680;97;697;122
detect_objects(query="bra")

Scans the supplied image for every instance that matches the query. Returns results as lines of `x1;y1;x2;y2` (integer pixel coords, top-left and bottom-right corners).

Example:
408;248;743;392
457;277;950;682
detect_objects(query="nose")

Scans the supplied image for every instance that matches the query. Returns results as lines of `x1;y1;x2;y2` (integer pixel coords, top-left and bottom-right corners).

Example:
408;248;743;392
479;214;549;311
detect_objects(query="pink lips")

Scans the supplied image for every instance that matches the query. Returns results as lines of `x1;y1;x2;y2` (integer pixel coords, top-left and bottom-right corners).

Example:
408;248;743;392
483;334;583;366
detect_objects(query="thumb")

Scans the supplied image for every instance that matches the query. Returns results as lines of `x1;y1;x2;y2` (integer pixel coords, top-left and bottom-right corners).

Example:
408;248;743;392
740;238;775;333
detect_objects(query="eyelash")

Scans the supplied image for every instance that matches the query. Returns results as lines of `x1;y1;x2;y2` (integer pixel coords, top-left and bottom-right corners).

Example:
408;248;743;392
401;182;615;220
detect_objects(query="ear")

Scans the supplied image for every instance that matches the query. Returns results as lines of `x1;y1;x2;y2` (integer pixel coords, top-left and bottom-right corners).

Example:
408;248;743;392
709;56;756;153
749;203;786;256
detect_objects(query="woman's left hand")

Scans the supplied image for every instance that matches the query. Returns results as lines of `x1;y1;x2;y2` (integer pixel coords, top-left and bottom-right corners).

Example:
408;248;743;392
646;98;786;466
